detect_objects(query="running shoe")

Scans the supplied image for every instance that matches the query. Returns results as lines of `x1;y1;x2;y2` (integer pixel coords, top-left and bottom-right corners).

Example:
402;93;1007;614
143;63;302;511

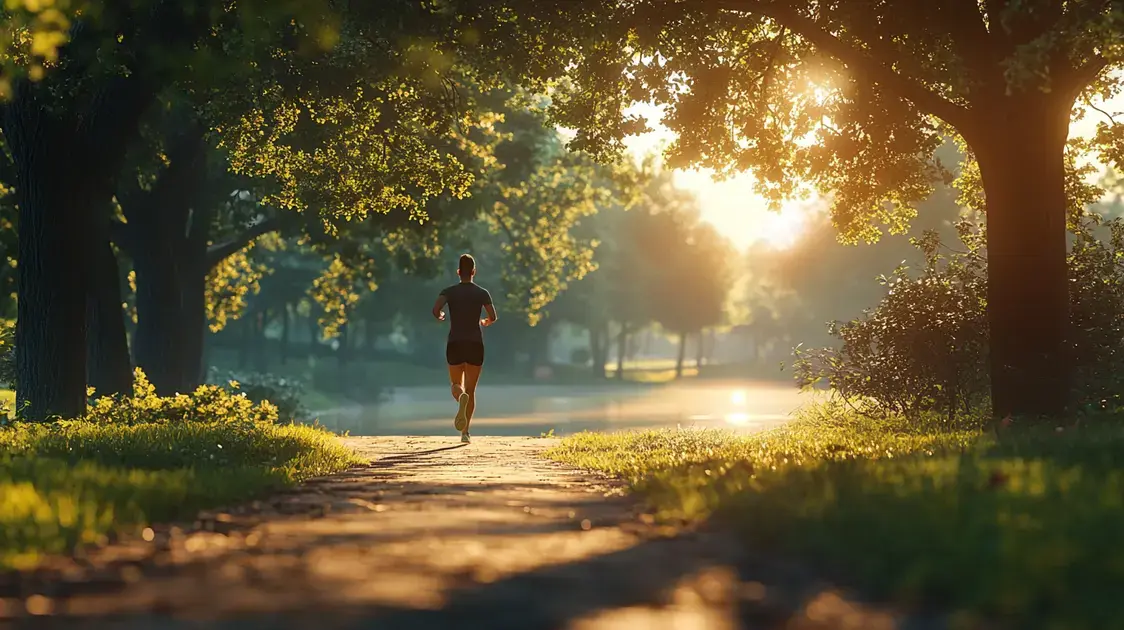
454;392;470;432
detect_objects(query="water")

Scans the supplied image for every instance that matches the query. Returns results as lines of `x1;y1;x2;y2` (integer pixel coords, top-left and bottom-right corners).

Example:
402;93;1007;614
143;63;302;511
313;379;807;436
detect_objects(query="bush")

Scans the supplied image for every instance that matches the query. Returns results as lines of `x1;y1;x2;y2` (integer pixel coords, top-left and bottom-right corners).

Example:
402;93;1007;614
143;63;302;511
88;368;281;425
207;369;310;423
794;214;1124;418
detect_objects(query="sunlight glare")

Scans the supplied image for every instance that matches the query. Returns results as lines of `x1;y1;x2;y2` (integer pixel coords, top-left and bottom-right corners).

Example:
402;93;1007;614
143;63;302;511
759;203;808;249
730;390;747;405
725;412;750;426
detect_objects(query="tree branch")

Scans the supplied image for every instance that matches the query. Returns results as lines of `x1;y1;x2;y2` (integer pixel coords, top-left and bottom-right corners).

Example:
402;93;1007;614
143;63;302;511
205;217;283;270
717;0;976;134
1061;55;1110;104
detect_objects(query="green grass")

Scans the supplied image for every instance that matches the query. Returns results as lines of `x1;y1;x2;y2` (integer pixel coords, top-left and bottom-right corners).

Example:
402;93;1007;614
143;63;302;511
549;405;1124;629
0;416;361;570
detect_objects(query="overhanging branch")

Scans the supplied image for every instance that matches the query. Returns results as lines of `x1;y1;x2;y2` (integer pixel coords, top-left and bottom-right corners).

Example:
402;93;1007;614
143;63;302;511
717;0;976;133
205;217;283;270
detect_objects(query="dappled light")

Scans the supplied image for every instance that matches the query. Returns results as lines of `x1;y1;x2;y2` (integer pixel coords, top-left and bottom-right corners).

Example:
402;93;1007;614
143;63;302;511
2;0;1124;626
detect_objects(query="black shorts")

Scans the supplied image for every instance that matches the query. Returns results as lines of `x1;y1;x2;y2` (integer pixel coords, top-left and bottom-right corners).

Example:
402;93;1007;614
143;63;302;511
446;340;485;366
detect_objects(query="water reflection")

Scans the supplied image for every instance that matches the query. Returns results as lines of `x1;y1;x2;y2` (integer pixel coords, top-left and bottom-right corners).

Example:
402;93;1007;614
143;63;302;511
314;380;806;437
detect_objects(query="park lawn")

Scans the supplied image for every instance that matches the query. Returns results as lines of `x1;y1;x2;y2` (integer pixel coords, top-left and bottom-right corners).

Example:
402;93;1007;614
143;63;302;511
0;417;361;570
549;407;1124;629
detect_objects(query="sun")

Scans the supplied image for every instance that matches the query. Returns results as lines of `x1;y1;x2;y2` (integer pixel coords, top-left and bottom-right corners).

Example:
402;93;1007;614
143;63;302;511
757;203;809;249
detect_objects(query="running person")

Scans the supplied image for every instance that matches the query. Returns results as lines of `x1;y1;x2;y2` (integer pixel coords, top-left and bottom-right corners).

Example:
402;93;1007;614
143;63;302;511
432;254;497;443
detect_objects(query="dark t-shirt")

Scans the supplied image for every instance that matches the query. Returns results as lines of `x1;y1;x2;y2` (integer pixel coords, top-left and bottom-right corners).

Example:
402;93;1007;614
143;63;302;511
440;282;493;343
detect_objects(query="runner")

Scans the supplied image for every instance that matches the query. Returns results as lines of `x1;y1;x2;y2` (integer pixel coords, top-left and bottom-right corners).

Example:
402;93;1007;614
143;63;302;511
432;254;497;443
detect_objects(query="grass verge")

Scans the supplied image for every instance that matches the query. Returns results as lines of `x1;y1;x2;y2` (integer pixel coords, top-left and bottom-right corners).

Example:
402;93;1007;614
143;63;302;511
549;405;1124;629
0;384;361;570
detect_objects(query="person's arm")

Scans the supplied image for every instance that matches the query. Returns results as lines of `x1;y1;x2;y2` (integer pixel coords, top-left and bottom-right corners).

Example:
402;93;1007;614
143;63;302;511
481;292;497;327
432;294;447;321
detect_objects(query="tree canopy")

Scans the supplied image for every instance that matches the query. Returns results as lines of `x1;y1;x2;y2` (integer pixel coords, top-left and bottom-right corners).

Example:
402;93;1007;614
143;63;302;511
438;0;1124;418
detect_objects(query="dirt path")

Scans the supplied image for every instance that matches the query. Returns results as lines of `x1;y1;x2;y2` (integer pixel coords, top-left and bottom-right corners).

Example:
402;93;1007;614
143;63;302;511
7;437;915;629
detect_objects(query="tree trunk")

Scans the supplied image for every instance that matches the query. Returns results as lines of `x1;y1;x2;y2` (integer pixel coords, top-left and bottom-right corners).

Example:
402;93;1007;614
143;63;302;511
675;331;688;379
179;265;208;389
589;325;605;379
239;315;253;369
529;320;553;366
128;244;208;394
614;323;629;380
975;104;1071;418
118;128;212;396
338;322;350;368
307;317;322;357
252;310;268;373
87;238;133;397
4;76;154;419
132;250;188;394
13;164;93;419
694;329;706;369
364;317;376;355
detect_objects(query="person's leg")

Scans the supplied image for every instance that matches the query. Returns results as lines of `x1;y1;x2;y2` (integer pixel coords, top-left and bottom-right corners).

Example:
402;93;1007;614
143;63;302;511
446;341;467;400
447;364;466;401
462;343;484;432
450;362;471;433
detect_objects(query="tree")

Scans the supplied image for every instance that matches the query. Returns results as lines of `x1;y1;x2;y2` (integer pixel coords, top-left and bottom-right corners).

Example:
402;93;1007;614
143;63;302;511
448;0;1124;418
0;0;342;418
644;211;736;378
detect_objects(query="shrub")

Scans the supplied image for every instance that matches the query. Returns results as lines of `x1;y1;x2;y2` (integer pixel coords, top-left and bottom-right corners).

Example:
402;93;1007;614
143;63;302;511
84;368;279;426
794;214;1124;418
207;369;310;423
793;222;989;419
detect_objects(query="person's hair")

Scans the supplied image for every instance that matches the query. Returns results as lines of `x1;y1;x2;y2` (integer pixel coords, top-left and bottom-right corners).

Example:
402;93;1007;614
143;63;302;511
458;253;476;278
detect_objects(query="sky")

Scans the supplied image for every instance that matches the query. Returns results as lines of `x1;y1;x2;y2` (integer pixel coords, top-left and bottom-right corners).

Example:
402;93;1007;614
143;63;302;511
619;95;1124;252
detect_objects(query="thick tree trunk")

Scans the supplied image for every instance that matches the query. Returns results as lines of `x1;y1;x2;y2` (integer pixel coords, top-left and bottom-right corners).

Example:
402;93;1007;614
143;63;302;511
118;130;216;395
675;331;687;379
87;238;133;397
128;246;209;394
179;266;208;389
4;75;154;419
132;250;188;393
13;159;92;419
975;104;1071;418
